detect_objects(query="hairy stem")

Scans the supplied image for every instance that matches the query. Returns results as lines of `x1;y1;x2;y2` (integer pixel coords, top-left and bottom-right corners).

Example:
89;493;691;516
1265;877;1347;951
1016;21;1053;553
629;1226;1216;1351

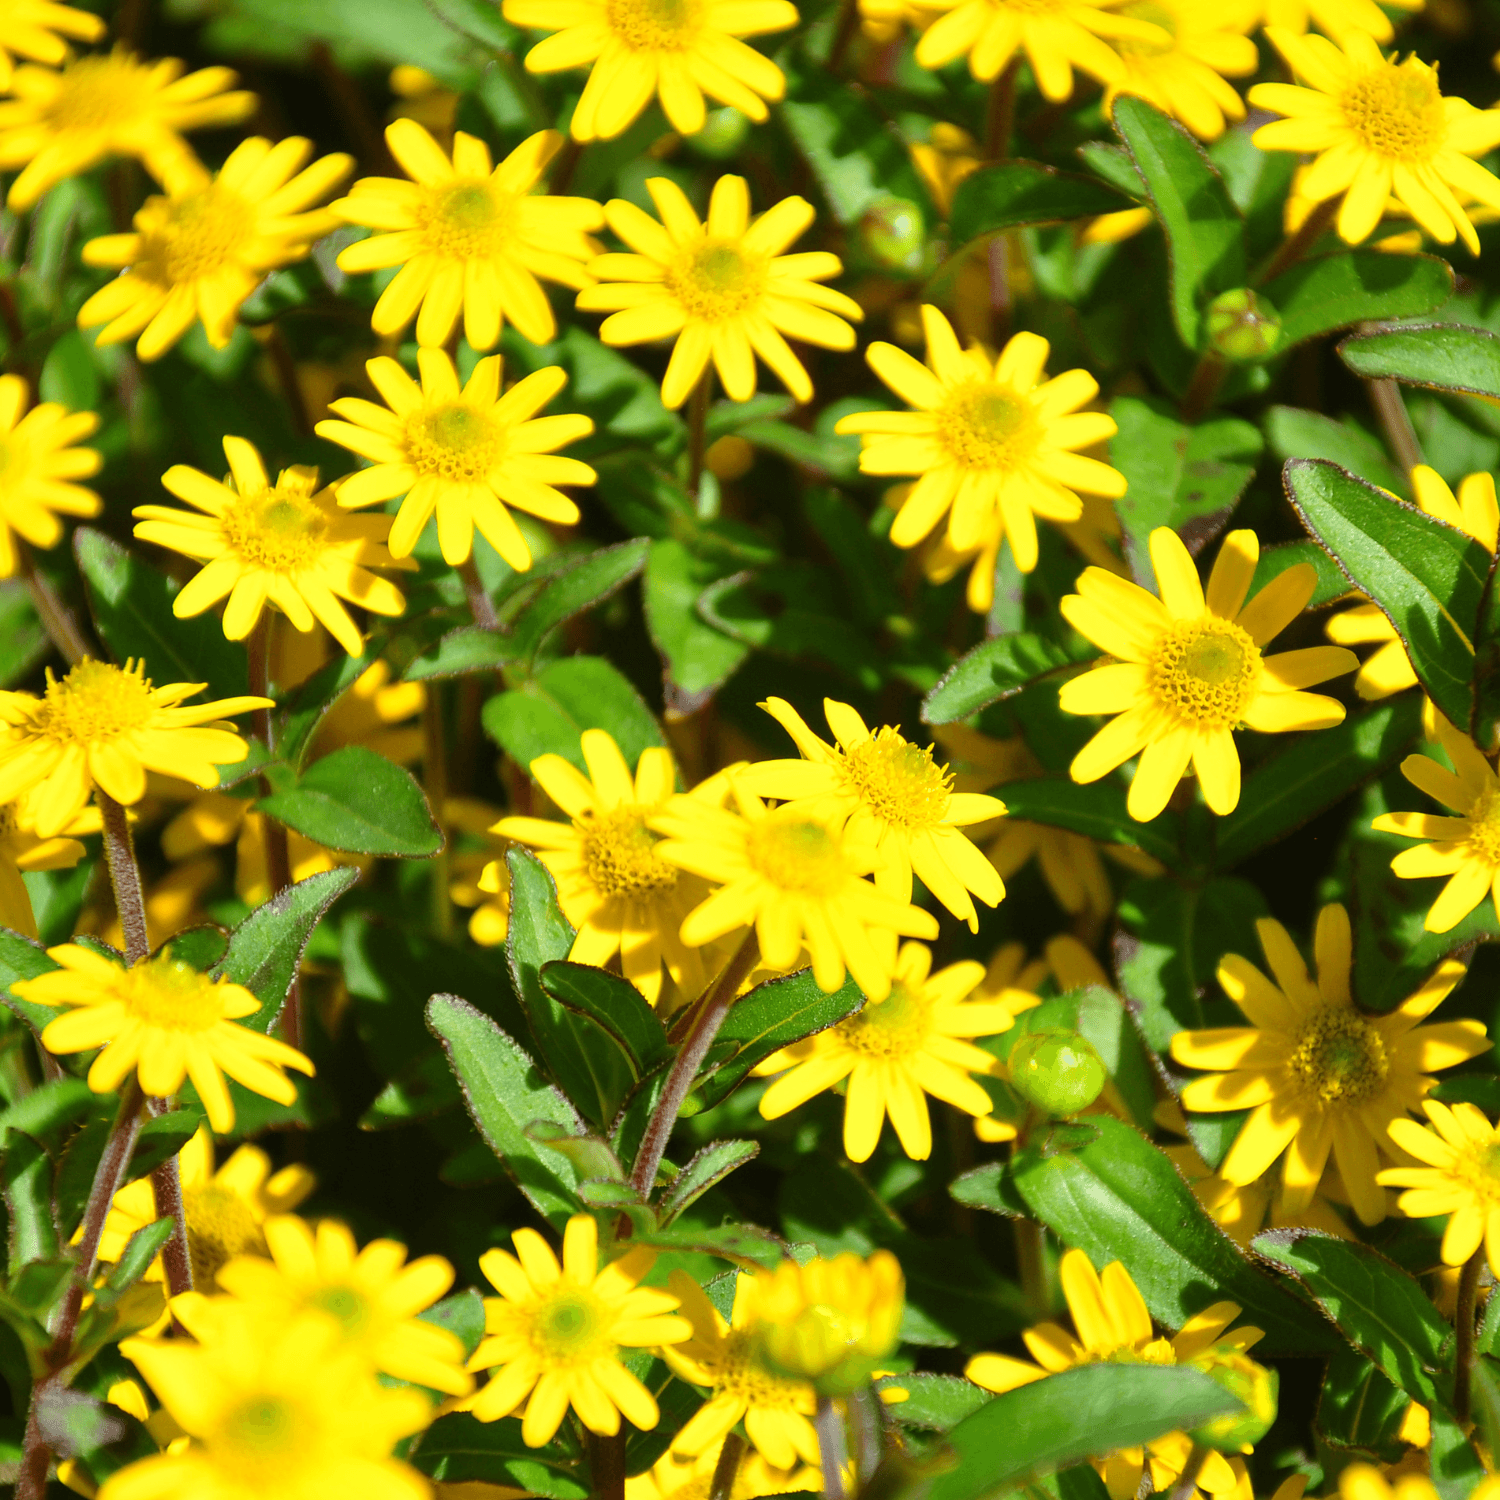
588;1430;626;1500
985;58;1019;161
815;1397;848;1500
146;1097;193;1300
1167;1442;1211;1500
1014;1216;1047;1317
97;790;149;966
709;1431;747;1500
686;368;713;503
460;557;500;631
1457;1247;1484;1425
1366;373;1423;476
1180;351;1227;426
18;541;91;666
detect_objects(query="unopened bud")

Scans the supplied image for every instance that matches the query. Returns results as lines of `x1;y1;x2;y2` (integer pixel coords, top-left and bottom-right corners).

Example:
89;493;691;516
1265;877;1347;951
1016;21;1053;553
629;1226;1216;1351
688;107;750;160
1008;1027;1106;1116
1188;1349;1278;1452
858;196;924;274
1205;288;1282;363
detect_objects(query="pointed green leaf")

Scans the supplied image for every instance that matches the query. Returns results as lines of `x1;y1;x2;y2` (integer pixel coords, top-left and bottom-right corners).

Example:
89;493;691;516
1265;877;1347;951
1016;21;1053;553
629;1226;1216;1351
403;626;518;682
258;745;443;856
508;539;648;665
1338;322;1500;399
658;1139;759;1226
3;1132;57;1265
540;960;670;1077
1265;252;1453;351
922;633;1077;724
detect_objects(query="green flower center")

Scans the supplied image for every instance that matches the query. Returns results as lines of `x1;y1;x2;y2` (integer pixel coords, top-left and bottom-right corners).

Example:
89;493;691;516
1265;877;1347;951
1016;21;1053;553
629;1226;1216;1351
667;240;766;322
213;1394;311;1479
580;806;679;900
406;402;503;482
837;981;930;1058
220;472;330;572
935;382;1038;472
423;178;516;260
746;817;847;896
1287;1006;1389;1106
1341;60;1446;162
309;1283;373;1336
530;1287;612;1364
1147;617;1260;729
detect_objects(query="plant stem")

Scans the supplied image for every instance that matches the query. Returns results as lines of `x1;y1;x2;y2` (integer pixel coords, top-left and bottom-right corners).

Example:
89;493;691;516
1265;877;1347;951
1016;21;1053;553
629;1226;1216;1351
425;681;453;939
985;59;1019;162
17;541;91;666
815;1397;848;1500
1014;1215;1047;1317
1168;1442;1211;1500
460;557;500;631
146;1096;193;1300
709;1431;746;1500
1255;194;1338;285
548;137;584;196
1180;351;1227;425
588;1430;625;1500
629;929;759;1198
827;0;860;73
1457;1247;1484;1425
264;324;312;436
97;791;149;965
686;369;712;503
16;1081;144;1500
1365;372;1424;476
847;1387;882;1486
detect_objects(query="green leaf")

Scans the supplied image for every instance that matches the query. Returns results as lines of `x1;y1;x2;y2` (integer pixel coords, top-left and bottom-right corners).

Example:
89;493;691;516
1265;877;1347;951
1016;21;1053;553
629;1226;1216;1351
403;626;518;682
947;160;1132;245
0;581;46;689
643;538;750;713
922;634;1077;725
1212;695;1422;869
1008;1116;1332;1355
1338;322;1500;400
506;853;634;1128
1432;1407;1486;1500
658;1139;759;1226
418;1288;487;1361
508;539;649;666
275;641;387;770
1110;96;1245;349
635;1221;784;1269
8;1258;73;1318
1264;406;1408;498
924;1363;1240;1500
3;1133;58;1265
1283;458;1490;736
483;655;666;777
212;867;359;1030
1110;397;1262;580
1253;1229;1454;1408
74;528;248;698
425;994;584;1227
411;1412;587;1499
257;745;443;857
126;1111;200;1183
1317;1348;1410;1459
1249;538;1356;610
539;961;670;1078
359;1051;463;1130
878;1373;992;1431
95;1219;174;1309
1265;252;1453;351
0;929;66;1038
983;778;1183;868
0;1078;95;1148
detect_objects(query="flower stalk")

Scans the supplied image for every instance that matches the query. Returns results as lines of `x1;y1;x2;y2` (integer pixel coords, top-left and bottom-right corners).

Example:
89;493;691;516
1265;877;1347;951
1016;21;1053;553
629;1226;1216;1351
1456;1246;1484;1425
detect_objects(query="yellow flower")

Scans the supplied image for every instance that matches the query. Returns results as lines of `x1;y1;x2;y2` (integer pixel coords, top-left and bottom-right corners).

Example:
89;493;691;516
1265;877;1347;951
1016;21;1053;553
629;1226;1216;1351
650;778;939;1001
741;697;1004;930
1170;902;1489;1225
1059;527;1356;822
835;306;1125;574
14;945;314;1131
0;373;101;575
1328;468;1497;700
0;49;256;211
577;175;862;409
0;0;103;89
0;789;96;938
495;729;708;1007
446;797;510;946
1370;713;1500;933
756;940;1016;1160
909;123;983;219
0;658;269;836
1105;0;1259;141
745;1250;903;1394
103;1305;431;1500
626;1439;821;1500
214;1214;473;1395
1249;29;1500;255
503;0;797;142
966;1249;1262;1500
914;0;1165;91
1335;1464;1500;1500
332;122;603;350
133;437;412;657
317;349;594;569
1257;0;1422;42
99;1126;315;1291
468;1214;689;1446
77;137;351;361
80;853;220;955
660;1270;818;1470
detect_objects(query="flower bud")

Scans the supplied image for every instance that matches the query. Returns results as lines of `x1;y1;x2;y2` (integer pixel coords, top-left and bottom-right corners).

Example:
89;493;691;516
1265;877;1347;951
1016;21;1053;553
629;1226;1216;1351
1188;1349;1278;1452
687;107;750;160
857;196;925;274
1008;1027;1106;1116
1204;288;1282;363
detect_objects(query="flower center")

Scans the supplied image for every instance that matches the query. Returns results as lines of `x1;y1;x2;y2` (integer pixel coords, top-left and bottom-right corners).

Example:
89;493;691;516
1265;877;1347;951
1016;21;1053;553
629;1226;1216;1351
1466;788;1500;866
121;954;227;1034
745;816;847;896
836;981;930;1058
212;1395;313;1479
185;1184;267;1289
528;1287;613;1365
1286;1006;1389;1106
934;382;1038;472
1104;1337;1177;1366
1146;616;1259;729
708;1328;806;1407
138;185;253;284
45;55;148;135
666;240;767;322
220;472;330;573
1340;59;1446;162
421;178;517;260
604;0;703;51
32;659;155;745
308;1284;373;1336
406;402;503;482
1457;1140;1500;1208
580;806;679;900
1115;0;1176;56
838;729;952;834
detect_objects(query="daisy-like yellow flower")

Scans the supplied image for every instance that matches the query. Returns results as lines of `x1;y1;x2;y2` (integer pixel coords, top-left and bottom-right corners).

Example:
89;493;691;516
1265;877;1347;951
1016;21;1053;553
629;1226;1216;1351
0;372;101;575
77;137;352;361
1258;0;1422;42
495;729;708;1007
317;349;594;570
1170;902;1490;1225
627;1439;822;1500
331;122;602;351
133;437;412;657
0;791;96;939
1335;1465;1500;1500
966;1250;1264;1500
103;1306;431;1500
0;0;104;90
914;0;1166;92
12;943;314;1131
1060;527;1357;823
660;1270;818;1471
0;50;256;211
576;175;862;410
1105;0;1259;141
503;0;796;142
835;306;1125;574
0;659;269;836
650;779;939;1001
741;698;1004;929
469;1214;689;1447
1249;29;1500;255
1328;468;1499;698
214;1215;473;1396
99;1126;315;1292
1370;713;1500;933
756;940;1020;1160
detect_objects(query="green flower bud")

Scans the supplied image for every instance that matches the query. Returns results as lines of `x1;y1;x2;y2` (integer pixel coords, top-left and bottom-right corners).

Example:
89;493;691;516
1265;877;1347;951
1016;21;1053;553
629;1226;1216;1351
1187;1349;1278;1453
687;107;750;160
1008;1027;1107;1117
1204;288;1282;363
857;195;925;274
